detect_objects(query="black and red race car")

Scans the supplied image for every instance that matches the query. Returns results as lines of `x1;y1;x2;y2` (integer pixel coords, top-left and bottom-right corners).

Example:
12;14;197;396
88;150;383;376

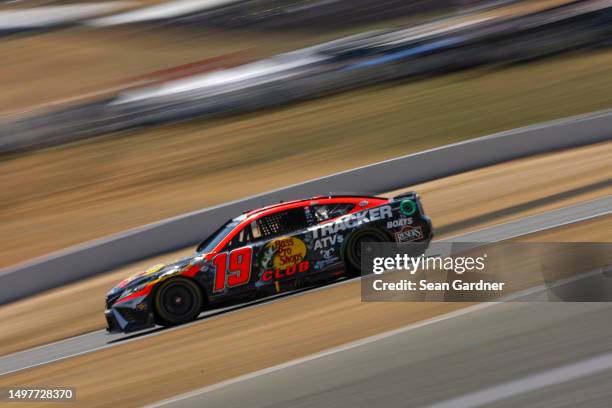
105;192;433;332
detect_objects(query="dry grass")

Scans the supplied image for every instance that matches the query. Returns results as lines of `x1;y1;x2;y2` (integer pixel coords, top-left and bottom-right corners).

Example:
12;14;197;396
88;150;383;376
1;50;612;268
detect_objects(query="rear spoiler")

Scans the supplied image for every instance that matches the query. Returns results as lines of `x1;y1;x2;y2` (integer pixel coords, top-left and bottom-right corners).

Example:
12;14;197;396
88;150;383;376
392;191;418;201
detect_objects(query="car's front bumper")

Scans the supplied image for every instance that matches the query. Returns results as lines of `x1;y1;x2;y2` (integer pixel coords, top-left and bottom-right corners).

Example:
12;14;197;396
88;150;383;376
105;295;155;333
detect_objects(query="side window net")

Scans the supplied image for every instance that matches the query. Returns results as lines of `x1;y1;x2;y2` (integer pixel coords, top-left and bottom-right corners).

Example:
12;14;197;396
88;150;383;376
257;208;308;238
258;212;283;237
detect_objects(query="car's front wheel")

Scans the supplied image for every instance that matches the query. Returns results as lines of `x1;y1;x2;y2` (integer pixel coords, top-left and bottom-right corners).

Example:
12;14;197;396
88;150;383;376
154;278;203;327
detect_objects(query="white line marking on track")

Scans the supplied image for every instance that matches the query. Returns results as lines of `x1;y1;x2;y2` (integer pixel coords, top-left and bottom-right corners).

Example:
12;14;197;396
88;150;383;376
421;352;612;408
0;294;306;375
2;198;609;377
145;302;493;407
147;267;608;407
441;195;612;242
0;280;354;377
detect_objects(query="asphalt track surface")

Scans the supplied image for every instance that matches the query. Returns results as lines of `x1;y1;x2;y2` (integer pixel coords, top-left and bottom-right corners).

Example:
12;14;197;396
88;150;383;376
153;295;612;408
1;195;610;379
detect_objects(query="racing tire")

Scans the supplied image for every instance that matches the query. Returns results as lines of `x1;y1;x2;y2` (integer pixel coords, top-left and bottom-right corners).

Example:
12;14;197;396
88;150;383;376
154;277;203;327
343;228;391;276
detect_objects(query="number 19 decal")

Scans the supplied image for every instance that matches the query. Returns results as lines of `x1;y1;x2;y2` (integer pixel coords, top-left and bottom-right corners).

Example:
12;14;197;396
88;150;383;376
212;247;253;292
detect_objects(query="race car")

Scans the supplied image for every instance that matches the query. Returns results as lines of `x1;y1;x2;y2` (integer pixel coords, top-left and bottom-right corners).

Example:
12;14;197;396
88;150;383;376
105;192;433;332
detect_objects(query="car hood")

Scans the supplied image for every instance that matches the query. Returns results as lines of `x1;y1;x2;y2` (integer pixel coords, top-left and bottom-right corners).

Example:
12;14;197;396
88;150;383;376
106;253;207;303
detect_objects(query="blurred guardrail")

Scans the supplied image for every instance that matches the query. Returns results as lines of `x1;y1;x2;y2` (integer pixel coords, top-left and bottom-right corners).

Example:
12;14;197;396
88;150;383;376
0;109;611;304
1;0;610;154
0;2;134;36
87;0;471;29
0;0;484;36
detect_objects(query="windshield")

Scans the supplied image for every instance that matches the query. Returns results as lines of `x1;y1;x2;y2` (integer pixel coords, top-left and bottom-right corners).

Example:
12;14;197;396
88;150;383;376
196;219;240;253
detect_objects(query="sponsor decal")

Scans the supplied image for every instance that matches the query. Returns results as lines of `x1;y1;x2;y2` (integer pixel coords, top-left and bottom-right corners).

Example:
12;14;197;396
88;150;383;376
400;199;417;216
314;258;339;271
320;248;335;259
145;264;165;275
314;234;344;250
395;225;424;243
261;260;310;281
387;218;413;229
311;205;393;239
119;263;166;287
259;237;307;270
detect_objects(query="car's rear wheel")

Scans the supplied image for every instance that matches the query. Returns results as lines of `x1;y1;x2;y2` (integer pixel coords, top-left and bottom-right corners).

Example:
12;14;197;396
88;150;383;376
154;278;203;327
343;228;391;276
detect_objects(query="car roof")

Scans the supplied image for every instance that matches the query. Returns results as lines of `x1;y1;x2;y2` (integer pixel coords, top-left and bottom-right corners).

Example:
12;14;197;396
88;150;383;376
205;194;388;255
241;194;387;219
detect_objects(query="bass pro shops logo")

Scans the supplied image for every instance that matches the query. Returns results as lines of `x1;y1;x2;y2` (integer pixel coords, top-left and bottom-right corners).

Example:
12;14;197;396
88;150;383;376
259;237;309;282
259;237;307;270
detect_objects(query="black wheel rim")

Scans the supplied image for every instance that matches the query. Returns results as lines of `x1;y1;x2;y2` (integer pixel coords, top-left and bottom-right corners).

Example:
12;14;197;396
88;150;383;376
161;283;196;318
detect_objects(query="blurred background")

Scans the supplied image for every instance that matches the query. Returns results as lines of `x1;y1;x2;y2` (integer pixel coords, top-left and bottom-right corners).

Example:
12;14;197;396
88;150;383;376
1;1;612;406
0;0;610;269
